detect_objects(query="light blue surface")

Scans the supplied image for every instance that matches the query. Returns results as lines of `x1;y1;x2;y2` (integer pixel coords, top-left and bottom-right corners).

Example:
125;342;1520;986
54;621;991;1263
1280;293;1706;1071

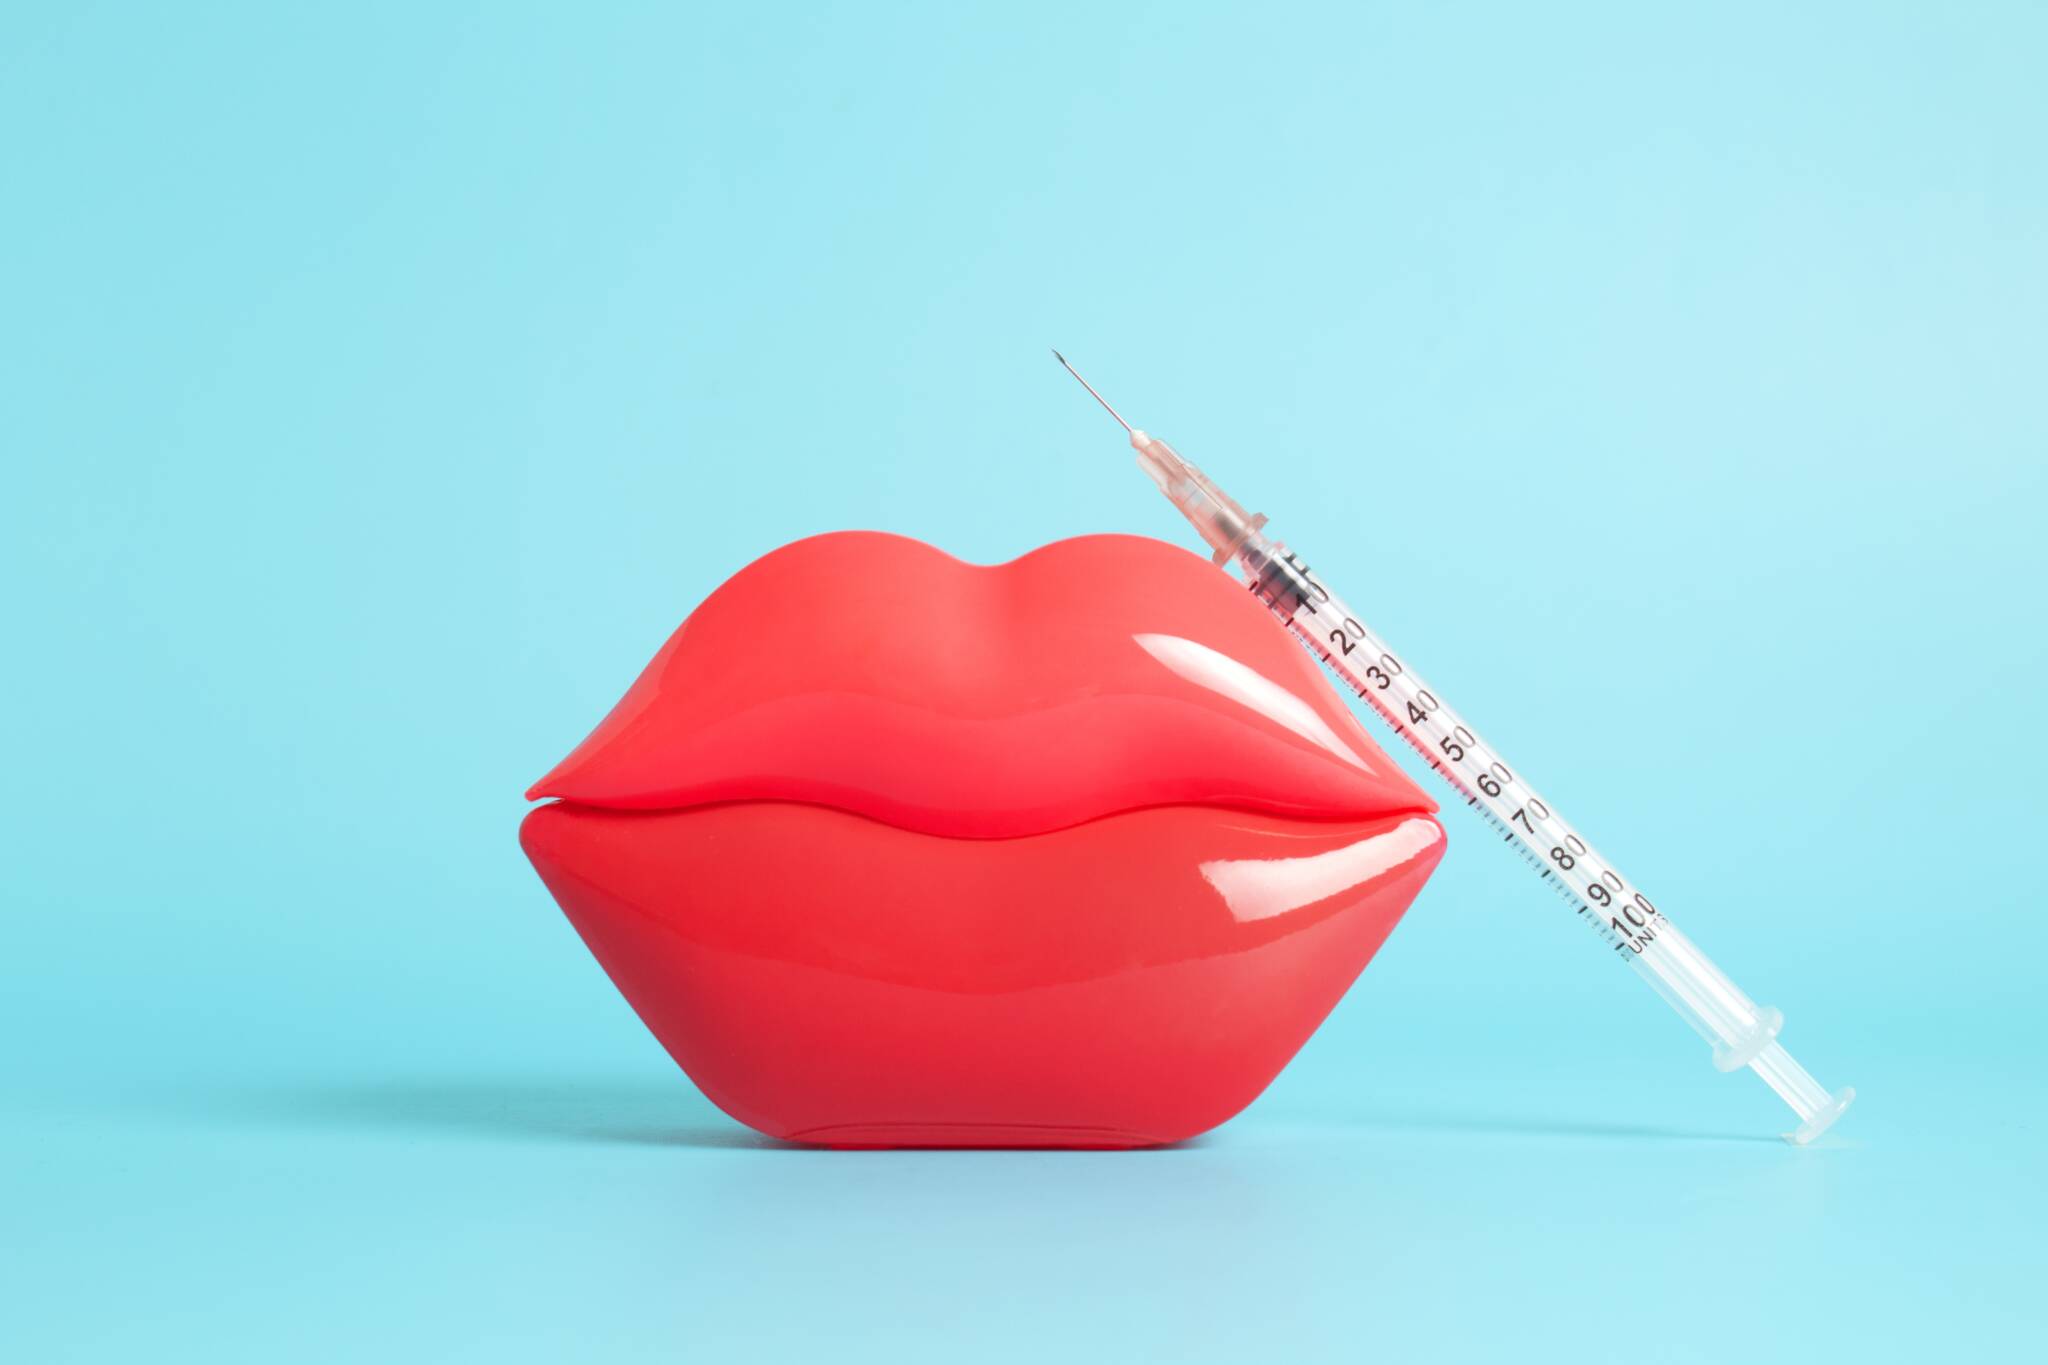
6;3;2044;1360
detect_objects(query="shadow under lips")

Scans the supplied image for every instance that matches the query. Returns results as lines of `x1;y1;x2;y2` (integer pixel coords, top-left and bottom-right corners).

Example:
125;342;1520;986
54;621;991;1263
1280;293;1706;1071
187;1077;782;1150
171;1077;1779;1149
196;1079;1239;1152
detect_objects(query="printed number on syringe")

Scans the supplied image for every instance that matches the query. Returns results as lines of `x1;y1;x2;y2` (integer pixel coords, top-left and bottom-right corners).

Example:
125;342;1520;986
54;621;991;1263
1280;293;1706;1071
1251;552;1667;957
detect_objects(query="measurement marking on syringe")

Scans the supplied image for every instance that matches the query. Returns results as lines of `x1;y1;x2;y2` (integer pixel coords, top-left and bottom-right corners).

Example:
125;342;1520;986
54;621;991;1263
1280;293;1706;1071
1288;611;1658;958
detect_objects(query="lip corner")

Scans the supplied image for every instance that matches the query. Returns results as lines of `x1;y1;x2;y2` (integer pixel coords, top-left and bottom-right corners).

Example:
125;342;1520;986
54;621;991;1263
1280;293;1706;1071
525;749;581;804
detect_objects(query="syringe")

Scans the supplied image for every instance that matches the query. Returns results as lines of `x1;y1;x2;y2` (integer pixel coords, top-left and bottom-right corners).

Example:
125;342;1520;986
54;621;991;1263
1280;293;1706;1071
1054;351;1854;1144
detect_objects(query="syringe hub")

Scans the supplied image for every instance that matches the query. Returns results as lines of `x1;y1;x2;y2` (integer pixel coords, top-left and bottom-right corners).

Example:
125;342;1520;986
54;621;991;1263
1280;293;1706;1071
1131;429;1267;566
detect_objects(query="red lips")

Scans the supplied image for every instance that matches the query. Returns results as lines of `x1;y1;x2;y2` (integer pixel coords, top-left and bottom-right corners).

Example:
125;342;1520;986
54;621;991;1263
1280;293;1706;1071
522;532;1444;1146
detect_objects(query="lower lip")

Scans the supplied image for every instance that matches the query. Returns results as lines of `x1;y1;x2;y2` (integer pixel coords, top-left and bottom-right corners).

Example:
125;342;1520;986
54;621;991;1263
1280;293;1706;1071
522;798;1443;1147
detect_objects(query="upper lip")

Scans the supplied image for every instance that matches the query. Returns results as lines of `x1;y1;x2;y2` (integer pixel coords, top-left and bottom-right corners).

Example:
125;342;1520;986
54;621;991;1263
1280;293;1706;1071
528;530;1435;837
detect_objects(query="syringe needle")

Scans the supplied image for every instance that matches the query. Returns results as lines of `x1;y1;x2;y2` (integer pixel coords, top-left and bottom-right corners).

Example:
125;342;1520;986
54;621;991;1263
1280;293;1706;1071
1051;349;1134;434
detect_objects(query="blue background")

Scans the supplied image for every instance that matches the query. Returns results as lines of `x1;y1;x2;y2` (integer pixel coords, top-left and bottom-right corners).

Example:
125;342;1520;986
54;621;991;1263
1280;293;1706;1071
6;3;2044;1360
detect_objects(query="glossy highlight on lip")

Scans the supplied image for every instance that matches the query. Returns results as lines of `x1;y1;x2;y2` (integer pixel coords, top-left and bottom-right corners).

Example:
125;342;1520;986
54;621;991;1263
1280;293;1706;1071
523;531;1446;1146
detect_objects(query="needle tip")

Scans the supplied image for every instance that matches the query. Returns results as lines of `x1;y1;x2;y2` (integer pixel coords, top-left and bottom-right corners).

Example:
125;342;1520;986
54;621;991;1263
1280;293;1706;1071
1047;348;1133;433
